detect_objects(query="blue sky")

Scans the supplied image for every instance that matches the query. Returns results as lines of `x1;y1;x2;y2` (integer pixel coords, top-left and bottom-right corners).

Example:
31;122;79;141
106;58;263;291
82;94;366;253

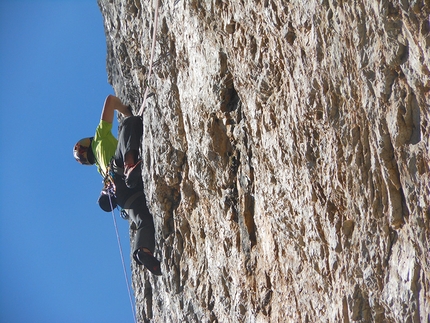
0;1;136;322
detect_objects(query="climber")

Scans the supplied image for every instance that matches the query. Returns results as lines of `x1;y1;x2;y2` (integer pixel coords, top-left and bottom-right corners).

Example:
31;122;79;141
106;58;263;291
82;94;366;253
73;94;162;276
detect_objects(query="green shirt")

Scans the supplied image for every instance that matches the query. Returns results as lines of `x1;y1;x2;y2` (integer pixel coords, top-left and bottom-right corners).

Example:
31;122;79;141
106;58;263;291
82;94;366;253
91;120;118;176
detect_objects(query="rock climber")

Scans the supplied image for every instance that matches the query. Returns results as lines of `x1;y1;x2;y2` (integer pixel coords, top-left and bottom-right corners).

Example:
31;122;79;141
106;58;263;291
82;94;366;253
73;94;161;276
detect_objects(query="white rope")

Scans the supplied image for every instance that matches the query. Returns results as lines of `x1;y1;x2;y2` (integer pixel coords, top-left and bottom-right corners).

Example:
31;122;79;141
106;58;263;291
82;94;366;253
138;0;161;116
109;196;137;323
113;1;159;320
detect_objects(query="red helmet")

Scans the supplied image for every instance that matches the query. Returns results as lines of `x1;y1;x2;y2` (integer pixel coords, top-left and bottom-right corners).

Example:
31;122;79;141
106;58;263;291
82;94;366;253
73;137;95;165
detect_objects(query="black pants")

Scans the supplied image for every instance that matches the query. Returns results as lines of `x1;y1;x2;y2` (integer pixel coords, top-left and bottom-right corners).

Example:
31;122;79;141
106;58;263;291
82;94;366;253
112;116;156;260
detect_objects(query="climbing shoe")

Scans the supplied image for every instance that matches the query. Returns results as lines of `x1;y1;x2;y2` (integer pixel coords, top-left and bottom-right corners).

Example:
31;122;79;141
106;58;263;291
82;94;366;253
124;160;142;188
136;249;162;276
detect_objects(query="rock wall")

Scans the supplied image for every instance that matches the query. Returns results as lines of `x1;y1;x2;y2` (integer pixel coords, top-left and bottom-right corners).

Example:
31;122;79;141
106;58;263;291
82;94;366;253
98;0;429;322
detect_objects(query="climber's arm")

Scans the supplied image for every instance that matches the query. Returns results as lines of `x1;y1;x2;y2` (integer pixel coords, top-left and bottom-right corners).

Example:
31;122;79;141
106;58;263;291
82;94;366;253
101;95;132;123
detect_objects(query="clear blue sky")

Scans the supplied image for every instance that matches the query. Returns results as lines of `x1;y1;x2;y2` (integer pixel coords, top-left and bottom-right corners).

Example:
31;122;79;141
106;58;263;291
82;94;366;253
0;1;135;322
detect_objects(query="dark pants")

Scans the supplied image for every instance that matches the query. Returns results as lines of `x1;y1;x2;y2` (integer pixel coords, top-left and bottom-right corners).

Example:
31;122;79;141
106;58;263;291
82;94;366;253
112;116;156;260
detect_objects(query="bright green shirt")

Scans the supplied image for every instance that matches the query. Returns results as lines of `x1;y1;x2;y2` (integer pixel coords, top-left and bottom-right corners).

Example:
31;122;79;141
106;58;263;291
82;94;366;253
91;120;118;176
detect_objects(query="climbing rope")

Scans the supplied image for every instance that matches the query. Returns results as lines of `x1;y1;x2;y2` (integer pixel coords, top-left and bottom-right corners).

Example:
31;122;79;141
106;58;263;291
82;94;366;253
109;1;160;320
108;194;137;323
138;0;161;116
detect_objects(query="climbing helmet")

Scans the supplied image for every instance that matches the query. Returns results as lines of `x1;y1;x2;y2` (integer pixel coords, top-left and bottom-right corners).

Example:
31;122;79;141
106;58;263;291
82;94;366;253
73;137;94;165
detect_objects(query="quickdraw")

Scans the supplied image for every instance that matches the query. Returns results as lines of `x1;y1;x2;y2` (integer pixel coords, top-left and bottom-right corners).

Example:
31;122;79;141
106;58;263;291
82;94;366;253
97;159;118;213
103;161;117;195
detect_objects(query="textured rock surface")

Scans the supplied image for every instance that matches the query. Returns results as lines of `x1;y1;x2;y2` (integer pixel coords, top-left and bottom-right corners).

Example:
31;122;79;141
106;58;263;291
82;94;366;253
98;0;429;322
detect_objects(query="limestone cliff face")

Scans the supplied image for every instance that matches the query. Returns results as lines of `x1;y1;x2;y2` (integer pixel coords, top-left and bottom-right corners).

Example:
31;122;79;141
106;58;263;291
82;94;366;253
98;0;429;322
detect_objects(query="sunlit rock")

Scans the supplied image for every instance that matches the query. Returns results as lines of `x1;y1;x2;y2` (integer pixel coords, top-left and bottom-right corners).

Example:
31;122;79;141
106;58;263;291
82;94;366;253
98;0;429;322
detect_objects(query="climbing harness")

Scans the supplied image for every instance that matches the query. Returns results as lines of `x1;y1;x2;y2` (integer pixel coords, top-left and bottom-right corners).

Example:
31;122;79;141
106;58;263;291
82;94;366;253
138;0;161;116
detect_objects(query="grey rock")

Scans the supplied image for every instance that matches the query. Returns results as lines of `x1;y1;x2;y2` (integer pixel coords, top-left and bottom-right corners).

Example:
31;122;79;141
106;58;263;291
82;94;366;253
98;0;429;322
